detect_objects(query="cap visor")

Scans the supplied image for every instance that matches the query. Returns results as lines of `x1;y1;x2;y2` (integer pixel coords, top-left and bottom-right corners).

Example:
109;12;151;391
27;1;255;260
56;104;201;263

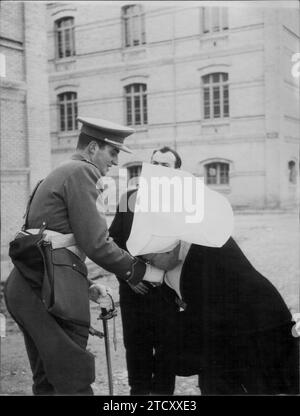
104;138;133;154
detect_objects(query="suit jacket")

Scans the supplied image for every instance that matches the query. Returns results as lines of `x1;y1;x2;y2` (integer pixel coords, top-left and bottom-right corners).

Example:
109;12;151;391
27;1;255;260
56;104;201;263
109;189;137;252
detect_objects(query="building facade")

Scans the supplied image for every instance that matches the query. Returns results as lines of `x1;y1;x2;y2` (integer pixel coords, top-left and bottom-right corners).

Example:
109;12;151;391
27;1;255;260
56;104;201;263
47;1;300;210
0;2;52;278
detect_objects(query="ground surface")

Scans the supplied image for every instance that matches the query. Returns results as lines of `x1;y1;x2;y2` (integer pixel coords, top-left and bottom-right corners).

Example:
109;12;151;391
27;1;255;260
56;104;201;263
1;212;299;395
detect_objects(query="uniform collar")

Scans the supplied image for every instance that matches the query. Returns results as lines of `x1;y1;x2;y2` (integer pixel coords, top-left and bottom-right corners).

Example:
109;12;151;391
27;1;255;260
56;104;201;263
71;153;99;170
71;153;105;190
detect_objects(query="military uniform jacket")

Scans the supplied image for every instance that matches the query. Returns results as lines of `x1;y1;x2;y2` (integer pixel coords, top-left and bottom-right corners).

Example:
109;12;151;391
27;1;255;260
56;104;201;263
26;154;134;281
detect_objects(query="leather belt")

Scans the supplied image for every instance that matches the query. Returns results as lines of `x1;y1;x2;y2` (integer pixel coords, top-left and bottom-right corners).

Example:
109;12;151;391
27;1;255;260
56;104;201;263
25;229;86;262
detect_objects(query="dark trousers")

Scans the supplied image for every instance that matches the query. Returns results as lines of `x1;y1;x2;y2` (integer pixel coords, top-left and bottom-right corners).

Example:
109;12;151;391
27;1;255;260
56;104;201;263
4;268;95;395
119;282;179;395
198;323;300;395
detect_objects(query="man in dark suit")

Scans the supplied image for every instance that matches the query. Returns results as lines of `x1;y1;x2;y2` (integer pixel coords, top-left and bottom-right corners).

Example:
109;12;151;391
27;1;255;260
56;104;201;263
109;146;183;395
111;147;299;395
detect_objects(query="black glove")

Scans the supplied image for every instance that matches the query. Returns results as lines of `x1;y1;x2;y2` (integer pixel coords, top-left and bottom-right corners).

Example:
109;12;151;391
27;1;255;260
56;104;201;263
117;256;147;286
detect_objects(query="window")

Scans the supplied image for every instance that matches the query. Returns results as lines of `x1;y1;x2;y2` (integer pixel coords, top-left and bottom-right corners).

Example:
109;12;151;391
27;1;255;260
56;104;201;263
127;164;142;189
288;161;297;184
122;4;146;47
55;17;75;59
202;7;228;34
58;92;78;132
125;83;147;126
205;162;229;185
203;73;229;119
128;165;142;180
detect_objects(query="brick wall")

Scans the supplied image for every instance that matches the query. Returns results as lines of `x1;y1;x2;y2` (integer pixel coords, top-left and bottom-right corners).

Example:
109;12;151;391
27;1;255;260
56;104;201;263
0;2;24;42
1;93;27;168
0;2;52;280
24;2;52;189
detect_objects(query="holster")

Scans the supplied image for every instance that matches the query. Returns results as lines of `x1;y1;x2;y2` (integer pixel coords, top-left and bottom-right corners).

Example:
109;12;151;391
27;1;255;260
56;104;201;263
9;232;90;328
39;243;90;327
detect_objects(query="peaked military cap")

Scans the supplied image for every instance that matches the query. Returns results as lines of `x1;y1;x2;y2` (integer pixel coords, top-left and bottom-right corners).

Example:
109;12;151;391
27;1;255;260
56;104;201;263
77;116;135;153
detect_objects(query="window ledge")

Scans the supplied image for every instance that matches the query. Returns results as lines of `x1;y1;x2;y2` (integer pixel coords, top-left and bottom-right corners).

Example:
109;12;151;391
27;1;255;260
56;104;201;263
202;119;230;127
201;31;229;40
58;130;78;138
54;57;76;65
127;125;148;132
207;185;231;193
122;45;147;53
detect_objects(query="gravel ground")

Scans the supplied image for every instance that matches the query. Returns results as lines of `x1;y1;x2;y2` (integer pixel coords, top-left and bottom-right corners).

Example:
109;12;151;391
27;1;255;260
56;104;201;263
1;212;299;396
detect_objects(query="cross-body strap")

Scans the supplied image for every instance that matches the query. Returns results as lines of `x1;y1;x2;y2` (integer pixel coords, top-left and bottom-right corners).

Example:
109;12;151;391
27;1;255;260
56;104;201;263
22;179;44;231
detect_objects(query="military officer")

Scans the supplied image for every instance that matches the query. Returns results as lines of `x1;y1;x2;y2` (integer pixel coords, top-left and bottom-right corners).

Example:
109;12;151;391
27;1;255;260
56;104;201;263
4;117;159;395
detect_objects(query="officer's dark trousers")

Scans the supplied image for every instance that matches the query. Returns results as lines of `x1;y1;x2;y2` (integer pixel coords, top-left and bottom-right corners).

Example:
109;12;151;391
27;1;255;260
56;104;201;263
119;282;178;395
4;268;95;395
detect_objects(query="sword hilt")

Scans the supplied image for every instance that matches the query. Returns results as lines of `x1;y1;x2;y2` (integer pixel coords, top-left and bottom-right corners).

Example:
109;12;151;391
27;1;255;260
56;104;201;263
98;295;115;395
98;294;117;320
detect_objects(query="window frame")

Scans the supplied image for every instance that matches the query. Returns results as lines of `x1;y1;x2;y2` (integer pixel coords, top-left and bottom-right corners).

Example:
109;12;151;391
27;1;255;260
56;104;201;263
124;83;148;127
57;91;78;133
127;164;142;180
55;17;75;59
126;163;142;190
122;4;146;48
204;161;230;186
288;160;297;185
202;72;229;120
202;7;229;34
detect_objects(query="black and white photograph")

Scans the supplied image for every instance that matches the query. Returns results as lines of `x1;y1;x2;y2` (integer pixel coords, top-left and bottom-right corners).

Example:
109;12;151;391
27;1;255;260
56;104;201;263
0;0;299;399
